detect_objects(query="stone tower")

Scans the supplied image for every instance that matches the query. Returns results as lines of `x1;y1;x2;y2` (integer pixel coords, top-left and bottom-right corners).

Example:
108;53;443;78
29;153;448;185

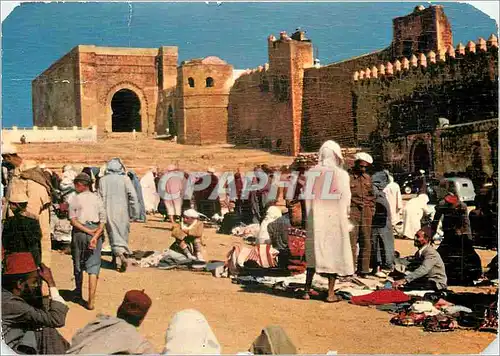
392;5;453;58
176;57;234;145
267;30;314;155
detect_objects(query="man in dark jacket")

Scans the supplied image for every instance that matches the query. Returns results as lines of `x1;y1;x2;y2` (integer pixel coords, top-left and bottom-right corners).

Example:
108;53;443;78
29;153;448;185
349;152;376;276
2;191;42;266
370;170;394;277
2;253;69;354
432;192;482;286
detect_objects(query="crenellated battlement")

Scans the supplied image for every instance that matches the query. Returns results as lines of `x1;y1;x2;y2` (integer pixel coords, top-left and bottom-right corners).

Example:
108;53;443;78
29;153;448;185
268;29;310;44
353;34;498;82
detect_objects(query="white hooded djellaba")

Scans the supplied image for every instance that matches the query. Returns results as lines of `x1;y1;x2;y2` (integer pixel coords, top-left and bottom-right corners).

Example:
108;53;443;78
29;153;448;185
402;193;431;239
305;140;354;276
98;158;139;256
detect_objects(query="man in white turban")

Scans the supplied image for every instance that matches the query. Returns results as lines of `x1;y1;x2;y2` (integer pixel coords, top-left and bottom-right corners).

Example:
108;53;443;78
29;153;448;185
304;140;354;302
171;209;205;261
349;152;375;277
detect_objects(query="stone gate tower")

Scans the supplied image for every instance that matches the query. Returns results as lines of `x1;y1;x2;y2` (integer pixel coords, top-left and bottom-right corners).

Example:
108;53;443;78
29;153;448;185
267;30;314;155
32;45;178;136
392;5;453;58
176;57;234;145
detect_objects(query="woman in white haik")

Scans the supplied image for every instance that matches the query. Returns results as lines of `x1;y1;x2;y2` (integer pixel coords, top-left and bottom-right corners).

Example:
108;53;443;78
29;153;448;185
303;140;354;302
140;167;160;214
163;309;221;355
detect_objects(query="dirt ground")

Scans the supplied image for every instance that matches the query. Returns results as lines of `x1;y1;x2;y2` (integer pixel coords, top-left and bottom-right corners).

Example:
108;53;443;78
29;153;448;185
15;137;295;176
50;216;497;354
15;138;498;354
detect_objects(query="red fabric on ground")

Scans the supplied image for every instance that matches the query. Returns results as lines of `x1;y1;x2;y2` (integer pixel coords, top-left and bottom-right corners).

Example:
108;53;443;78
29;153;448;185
350;289;410;306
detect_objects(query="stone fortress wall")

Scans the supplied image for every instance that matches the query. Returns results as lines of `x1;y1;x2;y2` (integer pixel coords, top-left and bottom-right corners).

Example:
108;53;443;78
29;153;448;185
29;4;498;175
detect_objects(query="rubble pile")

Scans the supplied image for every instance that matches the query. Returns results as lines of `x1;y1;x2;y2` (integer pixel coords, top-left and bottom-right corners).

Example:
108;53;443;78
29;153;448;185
290;153;318;170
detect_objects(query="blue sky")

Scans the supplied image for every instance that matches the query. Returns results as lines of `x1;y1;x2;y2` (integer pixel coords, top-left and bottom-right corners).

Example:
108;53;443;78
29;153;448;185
1;1;498;127
2;1;498;23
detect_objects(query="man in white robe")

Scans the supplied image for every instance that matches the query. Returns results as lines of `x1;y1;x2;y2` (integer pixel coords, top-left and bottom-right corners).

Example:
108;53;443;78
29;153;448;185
304;140;353;302
383;173;403;228
140;168;159;214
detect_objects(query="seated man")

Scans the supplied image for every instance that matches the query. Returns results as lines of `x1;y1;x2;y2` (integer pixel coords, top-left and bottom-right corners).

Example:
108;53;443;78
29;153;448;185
267;207;291;268
268;201;306;271
171;209;205;261
393;227;447;291
2;253;69;354
67;289;155;354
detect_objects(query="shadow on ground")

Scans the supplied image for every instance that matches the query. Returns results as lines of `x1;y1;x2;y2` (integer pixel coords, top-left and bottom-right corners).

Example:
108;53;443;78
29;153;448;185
236;282;327;301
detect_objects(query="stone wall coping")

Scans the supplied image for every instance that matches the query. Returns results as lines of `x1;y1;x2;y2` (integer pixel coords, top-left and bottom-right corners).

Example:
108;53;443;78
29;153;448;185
437;118;498;130
77;45;172;56
3;126;97;131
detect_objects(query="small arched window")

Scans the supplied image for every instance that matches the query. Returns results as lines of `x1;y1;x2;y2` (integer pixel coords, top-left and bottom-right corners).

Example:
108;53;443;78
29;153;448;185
188;77;195;88
206;77;214;88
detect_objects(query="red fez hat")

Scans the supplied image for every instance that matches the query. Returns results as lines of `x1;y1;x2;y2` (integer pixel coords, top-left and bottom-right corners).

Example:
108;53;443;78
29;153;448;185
3;252;38;275
118;290;152;318
444;194;459;206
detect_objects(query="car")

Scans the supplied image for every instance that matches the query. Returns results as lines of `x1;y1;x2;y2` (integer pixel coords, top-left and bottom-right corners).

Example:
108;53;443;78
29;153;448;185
446;177;476;203
427;177;476;204
394;171;429;195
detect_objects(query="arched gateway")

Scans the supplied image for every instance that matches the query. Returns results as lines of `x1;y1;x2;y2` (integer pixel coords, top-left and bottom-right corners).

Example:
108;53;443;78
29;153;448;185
111;89;142;132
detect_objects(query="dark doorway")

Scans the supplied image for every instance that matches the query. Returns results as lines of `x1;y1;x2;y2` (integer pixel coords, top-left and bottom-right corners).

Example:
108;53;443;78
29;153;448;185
167;105;177;136
412;141;431;173
111;89;141;132
471;141;484;171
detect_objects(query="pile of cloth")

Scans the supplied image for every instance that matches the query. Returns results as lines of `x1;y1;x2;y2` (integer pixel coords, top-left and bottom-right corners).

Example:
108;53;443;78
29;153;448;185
386;290;499;333
231;224;260;241
232;267;499;335
130;249;205;270
231;274;385;296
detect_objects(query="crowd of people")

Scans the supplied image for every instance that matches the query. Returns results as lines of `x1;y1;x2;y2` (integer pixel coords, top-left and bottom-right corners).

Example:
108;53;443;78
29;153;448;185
2;252;295;354
1;138;497;354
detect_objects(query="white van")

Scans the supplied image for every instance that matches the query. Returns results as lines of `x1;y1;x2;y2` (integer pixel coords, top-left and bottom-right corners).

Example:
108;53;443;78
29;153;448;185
445;177;476;203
